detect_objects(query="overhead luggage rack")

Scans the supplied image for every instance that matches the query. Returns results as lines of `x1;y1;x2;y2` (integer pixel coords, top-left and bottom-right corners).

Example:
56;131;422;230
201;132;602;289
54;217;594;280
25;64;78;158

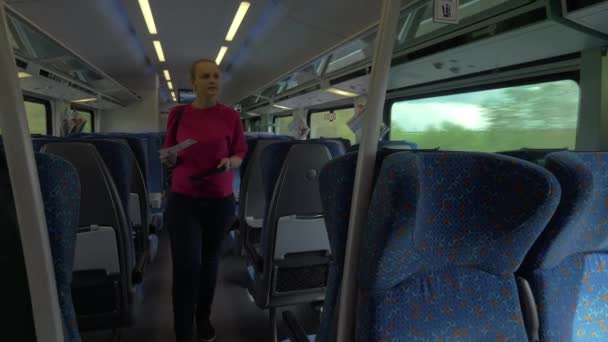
5;4;140;109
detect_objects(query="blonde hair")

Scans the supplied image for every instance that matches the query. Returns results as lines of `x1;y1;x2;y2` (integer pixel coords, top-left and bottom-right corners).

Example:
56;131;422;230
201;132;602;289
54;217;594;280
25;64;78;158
190;58;221;81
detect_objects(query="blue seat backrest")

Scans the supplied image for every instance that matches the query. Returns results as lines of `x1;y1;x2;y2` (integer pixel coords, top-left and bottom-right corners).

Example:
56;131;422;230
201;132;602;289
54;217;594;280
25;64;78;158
35;152;82;342
347;140;419;153
125;137;149;186
63;139;134;218
241;136;291;182
239;137;258;182
33;137;62;151
498;148;568;165
318;137;352;150
89;141;135;222
315;148;436;341
80;134;149;186
357;151;561;341
137;133;164;194
317;152;358;342
521;151;608;341
260;141;343;203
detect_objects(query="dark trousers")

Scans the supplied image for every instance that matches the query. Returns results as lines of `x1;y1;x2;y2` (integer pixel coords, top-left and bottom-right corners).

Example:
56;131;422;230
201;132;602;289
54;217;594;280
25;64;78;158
165;192;236;340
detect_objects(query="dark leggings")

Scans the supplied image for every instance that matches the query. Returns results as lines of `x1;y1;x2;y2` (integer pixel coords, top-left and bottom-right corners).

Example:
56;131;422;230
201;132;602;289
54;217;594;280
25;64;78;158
165;192;236;340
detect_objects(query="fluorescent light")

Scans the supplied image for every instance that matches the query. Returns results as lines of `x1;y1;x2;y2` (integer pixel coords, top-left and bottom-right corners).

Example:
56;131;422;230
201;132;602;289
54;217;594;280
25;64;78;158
73;98;96;103
138;0;158;34
273;104;292;110
171;91;177;102
167;81;173;90
216;46;228;65
163;70;171;81
18;72;31;78
153;40;165;62
226;2;251;41
327;87;359;97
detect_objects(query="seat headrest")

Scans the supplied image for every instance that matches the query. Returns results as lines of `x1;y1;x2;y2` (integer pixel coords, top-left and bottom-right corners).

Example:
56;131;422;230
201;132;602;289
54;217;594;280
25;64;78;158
524;151;607;270
360;152;561;291
498;148;569;165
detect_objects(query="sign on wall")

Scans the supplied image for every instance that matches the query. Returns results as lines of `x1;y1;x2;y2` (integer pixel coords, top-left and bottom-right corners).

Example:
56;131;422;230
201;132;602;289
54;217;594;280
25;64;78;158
433;0;460;24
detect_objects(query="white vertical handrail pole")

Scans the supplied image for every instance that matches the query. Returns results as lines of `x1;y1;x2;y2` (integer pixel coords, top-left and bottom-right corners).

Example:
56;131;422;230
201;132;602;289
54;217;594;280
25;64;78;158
336;0;403;341
0;3;64;341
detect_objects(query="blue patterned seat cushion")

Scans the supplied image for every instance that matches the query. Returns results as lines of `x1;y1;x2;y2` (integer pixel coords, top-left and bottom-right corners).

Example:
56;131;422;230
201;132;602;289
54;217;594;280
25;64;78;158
531;253;608;341
359;267;527;341
36;153;82;342
521;152;608;341
358;152;561;341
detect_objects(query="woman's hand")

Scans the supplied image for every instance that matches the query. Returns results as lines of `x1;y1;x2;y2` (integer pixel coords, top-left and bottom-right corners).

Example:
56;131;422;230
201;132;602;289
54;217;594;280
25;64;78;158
217;156;242;171
160;151;177;168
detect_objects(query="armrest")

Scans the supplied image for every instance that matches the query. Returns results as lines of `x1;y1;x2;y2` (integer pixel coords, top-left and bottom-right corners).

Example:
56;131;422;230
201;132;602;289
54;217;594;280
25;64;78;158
517;276;539;342
282;310;310;342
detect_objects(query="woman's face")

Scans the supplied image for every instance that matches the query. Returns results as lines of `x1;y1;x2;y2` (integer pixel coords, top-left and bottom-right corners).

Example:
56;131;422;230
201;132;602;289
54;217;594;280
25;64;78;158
192;61;221;99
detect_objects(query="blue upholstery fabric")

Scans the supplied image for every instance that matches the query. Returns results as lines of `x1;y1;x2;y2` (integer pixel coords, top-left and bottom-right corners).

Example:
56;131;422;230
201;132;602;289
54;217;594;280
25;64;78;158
35;153;82;342
522;152;608;341
348;140;419;153
530;254;608;341
317;152;359;342
498;148;568;165
313;149;403;342
358;152;561;341
233;168;241;198
139;133;164;194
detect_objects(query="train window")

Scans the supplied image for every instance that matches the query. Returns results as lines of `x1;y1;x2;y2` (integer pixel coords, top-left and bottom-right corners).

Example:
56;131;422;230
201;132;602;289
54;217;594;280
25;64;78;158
274;115;292;135
390;79;580;151
71;107;94;133
24;98;51;135
310;108;356;144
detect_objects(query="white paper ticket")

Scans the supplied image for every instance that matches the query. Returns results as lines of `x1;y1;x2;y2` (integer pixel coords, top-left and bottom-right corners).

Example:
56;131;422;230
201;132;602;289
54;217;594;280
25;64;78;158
159;139;197;155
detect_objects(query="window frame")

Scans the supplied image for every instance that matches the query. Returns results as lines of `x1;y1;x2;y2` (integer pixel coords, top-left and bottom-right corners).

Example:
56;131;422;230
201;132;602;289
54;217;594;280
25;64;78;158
23;95;52;135
386;71;581;148
70;105;95;133
250;117;262;132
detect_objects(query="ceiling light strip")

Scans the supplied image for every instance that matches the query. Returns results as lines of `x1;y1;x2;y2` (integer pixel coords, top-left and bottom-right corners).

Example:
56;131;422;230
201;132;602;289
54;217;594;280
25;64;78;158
226;2;251;41
138;0;158;34
216;46;228;65
153;40;165;62
73;98;97;103
327;87;359;97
